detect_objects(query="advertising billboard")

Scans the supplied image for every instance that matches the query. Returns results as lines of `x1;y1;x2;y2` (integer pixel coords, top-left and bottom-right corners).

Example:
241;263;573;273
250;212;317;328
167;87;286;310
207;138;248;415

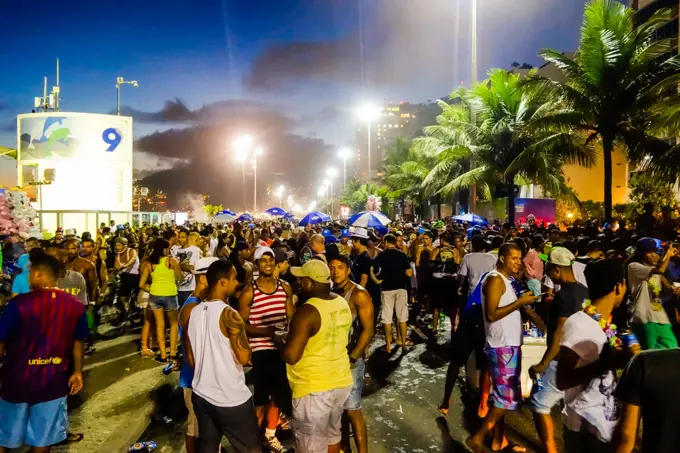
514;198;556;225
17;113;133;212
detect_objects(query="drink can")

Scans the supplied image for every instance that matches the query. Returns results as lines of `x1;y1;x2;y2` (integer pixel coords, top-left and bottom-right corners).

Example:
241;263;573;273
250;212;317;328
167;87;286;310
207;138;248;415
145;441;157;451
129;443;146;452
621;332;640;349
162;362;174;375
534;372;544;392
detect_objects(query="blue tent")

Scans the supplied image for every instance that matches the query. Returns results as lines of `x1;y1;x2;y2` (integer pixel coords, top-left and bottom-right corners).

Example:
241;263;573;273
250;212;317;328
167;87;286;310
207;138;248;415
265;207;287;216
299;211;331;226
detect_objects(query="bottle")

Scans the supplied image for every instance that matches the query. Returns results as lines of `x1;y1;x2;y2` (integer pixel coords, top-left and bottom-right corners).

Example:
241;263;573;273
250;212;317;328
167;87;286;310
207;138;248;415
162;362;174;375
621;331;640;349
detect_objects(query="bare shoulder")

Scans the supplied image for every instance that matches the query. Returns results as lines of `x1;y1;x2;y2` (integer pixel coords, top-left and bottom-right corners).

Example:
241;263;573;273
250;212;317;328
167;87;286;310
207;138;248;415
281;279;293;296
179;301;199;327
221;306;245;333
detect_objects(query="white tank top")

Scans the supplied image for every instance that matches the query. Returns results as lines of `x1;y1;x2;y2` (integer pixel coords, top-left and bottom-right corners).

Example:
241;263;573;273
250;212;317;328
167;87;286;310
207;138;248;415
189;300;252;407
481;271;522;348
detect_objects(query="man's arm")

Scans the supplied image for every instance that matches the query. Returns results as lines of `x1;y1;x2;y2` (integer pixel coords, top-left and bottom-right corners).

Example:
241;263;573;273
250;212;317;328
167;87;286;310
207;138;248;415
85;262;98;302
414;246;423;267
98;260;108;297
370;266;382;285
532;317;568;375
282;304;320;365
69;310;88;395
0;302;20;361
349;288;374;361
613;404;640;453
120;249;137;269
282;280;296;321
179;303;197;368
238;283;275;338
521;305;546;332
220;307;251;365
482;275;537;323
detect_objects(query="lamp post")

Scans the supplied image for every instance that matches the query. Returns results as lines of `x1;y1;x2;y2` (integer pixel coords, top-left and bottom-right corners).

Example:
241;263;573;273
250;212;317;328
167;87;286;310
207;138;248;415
326;169;337;217
116;77;139;115
338;148;352;190
275;185;285;207
233;135;253;213
356;105;378;181
253;147;264;212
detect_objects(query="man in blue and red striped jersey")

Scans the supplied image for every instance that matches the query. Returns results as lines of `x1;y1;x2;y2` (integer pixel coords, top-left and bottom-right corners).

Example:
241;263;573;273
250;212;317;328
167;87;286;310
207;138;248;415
0;250;88;452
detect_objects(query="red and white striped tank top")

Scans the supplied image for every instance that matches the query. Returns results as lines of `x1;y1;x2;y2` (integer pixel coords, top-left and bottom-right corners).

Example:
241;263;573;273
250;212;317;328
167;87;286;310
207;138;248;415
248;279;288;352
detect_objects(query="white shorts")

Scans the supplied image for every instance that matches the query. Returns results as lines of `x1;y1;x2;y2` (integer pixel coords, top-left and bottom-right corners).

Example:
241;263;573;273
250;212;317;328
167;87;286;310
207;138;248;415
291;387;352;453
381;289;409;324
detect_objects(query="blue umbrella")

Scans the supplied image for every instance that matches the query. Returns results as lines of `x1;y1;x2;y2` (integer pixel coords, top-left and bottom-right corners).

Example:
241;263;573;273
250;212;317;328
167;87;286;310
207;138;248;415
219;209;236;216
452;213;488;226
265;207;287;217
298;211;331;226
348;211;392;228
212;211;236;223
283;213;296;222
236;213;254;222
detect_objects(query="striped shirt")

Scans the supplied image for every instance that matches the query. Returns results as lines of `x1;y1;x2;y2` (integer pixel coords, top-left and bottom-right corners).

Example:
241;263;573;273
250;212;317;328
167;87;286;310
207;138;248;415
0;289;88;404
247;279;287;352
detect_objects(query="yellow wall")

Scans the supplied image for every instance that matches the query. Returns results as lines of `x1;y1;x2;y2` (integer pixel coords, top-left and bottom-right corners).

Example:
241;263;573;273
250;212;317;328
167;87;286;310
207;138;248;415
563;147;629;204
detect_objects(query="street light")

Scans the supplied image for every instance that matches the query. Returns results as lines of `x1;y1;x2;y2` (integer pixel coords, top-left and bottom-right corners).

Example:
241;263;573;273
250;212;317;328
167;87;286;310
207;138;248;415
116;77;139;115
338;148;352;190
356;104;379;181
326;168;337;217
253;147;264;212
233;135;253;212
275;185;285;207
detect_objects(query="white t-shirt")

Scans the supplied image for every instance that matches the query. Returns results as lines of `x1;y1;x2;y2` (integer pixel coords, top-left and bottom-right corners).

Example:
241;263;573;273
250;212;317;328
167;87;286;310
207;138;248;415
544;261;587;291
481;271;522;348
628;262;671;325
459;252;498;295
171;244;201;291
560;311;620;442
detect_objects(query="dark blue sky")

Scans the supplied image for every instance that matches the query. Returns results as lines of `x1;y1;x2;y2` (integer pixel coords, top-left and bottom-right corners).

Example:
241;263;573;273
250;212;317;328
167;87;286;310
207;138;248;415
0;0;591;205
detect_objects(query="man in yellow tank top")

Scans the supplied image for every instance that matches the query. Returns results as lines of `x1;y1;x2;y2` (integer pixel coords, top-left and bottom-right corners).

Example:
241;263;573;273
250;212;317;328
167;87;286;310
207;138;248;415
283;260;353;453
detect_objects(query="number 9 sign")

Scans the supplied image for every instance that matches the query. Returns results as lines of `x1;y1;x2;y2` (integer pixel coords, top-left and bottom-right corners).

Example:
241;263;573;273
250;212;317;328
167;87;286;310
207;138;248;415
102;128;122;152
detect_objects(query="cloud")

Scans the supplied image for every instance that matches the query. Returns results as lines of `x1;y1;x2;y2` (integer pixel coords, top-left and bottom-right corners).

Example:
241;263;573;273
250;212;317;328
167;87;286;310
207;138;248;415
1;120;15;133
0;103;11;112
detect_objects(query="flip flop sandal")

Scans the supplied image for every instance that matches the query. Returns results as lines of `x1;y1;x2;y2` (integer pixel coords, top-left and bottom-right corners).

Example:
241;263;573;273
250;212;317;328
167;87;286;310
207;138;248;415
67;433;84;442
438;405;449;416
140;348;155;357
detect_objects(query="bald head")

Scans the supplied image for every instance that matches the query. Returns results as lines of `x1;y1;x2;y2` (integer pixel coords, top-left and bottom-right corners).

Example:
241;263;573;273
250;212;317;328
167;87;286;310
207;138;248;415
309;234;325;254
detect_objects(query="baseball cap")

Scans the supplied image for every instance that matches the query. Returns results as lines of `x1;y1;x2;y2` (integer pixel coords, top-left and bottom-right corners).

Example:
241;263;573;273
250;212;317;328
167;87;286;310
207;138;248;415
325;235;339;244
587;240;602;253
539;247;574;266
350;226;369;239
193;257;219;274
253;246;274;260
341;228;350;238
290;259;331;283
64;229;75;236
637;237;660;254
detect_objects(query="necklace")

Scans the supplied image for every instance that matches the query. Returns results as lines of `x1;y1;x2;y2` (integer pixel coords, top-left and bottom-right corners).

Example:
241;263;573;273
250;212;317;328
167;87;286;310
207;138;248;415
582;300;622;348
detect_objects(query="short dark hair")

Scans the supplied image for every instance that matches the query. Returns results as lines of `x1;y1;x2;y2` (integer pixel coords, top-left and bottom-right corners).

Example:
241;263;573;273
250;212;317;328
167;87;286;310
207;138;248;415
439;232;450;244
424;231;434;239
490;235;504;249
30;250;60;279
383;234;397;245
177;227;189;236
585;259;624;300
81;238;95;246
498;242;521;258
206;260;235;288
162;230;176;241
329;254;350;268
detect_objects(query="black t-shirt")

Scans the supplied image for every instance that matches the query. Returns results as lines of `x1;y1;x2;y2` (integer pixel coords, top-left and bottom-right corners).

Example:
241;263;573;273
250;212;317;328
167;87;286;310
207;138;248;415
373;248;410;291
547;282;588;347
616;349;680;453
351;251;375;290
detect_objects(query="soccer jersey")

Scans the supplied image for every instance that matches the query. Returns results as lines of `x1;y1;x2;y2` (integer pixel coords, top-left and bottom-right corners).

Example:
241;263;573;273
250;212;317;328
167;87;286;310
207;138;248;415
0;289;89;404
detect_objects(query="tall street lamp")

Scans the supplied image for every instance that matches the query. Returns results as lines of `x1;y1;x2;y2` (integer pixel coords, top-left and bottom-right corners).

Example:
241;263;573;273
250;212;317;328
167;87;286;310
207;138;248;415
253;147;264;212
326;168;337;216
233;135;253;213
275;185;285;207
116;77;139;115
356;104;379;181
338;148;352;190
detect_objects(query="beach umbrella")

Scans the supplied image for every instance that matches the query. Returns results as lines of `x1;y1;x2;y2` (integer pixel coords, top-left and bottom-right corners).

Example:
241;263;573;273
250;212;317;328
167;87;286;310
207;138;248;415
236;213;254;222
220;209;236;216
283;213;296;222
299;211;331;226
452;213;488;226
264;207;287;217
348;211;391;228
212;211;236;224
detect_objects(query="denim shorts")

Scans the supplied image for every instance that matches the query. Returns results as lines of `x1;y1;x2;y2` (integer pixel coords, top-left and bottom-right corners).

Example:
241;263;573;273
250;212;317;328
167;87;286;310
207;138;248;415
0;397;67;448
148;294;179;311
343;358;366;411
530;360;564;415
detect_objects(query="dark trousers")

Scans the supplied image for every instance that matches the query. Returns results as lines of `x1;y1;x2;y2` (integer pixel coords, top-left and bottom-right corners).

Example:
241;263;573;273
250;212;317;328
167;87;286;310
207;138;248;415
192;393;261;453
563;428;609;453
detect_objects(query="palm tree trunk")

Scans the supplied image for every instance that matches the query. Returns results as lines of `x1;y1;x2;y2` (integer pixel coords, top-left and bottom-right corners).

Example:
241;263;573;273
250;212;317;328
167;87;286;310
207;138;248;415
507;175;517;225
603;135;614;223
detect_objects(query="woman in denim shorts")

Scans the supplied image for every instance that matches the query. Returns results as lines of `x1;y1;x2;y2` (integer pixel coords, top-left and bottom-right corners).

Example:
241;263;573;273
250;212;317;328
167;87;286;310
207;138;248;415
139;238;183;363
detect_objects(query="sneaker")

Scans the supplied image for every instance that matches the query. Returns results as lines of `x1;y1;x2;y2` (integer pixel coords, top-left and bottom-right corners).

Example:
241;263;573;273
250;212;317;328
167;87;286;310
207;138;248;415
264;435;287;453
84;344;96;356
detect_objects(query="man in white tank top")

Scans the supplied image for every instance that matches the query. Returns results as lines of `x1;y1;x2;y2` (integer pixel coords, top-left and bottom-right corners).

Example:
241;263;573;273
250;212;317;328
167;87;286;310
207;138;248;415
466;242;539;453
183;260;261;453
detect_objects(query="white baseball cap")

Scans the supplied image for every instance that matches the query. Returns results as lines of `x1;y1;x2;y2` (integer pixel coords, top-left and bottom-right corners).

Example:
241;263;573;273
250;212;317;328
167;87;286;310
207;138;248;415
349;226;369;239
541;247;574;266
290;259;331;283
253;246;275;260
193;257;219;274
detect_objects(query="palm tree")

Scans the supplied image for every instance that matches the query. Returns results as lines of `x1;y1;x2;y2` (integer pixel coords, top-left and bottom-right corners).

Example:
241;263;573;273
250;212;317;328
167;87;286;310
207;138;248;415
420;69;593;223
527;0;680;221
339;181;392;214
382;138;434;216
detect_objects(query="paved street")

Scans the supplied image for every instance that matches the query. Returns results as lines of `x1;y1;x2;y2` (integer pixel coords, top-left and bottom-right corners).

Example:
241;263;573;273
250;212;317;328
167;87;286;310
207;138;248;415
42;321;566;452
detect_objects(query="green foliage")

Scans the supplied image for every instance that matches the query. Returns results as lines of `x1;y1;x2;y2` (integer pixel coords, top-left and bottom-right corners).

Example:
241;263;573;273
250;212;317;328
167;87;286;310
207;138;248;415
204;204;223;217
526;0;680;220
339;181;393;215
629;171;679;214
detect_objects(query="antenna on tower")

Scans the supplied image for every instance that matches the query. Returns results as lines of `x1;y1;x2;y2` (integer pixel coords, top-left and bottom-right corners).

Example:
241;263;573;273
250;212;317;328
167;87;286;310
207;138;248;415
54;58;60;111
32;59;62;112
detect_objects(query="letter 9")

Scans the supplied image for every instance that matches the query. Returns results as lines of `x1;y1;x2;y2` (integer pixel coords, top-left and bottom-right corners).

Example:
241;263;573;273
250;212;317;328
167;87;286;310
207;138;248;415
103;128;122;152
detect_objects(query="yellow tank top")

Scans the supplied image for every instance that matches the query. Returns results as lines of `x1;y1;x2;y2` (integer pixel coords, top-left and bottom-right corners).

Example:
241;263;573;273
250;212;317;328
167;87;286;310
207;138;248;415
149;257;178;297
287;295;353;399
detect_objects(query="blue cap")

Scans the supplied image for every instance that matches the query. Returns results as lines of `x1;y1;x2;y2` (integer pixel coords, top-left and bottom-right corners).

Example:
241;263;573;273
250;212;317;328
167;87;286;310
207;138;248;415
322;229;332;237
417;227;426;234
341;228;350;238
116;224;125;231
637;237;660;254
325;235;339;244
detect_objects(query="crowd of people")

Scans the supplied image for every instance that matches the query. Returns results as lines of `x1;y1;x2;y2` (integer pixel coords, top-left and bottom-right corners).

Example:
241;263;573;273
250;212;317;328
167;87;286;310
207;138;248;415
0;207;679;452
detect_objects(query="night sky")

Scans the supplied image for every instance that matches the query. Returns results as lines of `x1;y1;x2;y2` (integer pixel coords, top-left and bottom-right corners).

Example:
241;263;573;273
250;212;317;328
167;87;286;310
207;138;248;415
0;0;590;208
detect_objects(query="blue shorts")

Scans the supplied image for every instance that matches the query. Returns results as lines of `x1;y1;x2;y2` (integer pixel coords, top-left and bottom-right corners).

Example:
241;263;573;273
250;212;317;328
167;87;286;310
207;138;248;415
343;358;365;411
149;294;179;311
0;397;67;448
530;360;564;415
